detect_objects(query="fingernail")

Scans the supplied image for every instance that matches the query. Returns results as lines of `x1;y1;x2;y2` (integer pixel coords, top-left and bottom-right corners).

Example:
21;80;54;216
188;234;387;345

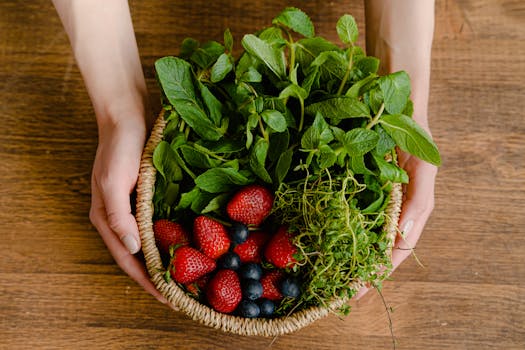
122;235;140;254
401;220;413;236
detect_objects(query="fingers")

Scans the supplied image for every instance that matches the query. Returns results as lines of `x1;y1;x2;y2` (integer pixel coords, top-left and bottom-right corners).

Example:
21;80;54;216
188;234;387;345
355;284;370;300
101;224;167;304
90;184;167;304
393;160;437;270
352;158;438;301
96;174;141;254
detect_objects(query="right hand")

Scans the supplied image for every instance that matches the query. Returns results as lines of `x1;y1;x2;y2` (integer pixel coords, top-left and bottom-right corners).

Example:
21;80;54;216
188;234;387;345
89;115;167;305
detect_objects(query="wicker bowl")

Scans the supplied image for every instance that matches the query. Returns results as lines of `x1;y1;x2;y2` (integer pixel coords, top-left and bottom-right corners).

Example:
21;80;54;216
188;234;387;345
136;112;403;337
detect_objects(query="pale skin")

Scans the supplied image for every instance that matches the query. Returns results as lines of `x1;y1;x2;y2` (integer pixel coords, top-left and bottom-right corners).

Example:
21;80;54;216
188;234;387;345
52;0;436;303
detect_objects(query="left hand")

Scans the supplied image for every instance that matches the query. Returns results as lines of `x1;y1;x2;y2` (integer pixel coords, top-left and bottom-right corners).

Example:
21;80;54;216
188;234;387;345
355;149;438;299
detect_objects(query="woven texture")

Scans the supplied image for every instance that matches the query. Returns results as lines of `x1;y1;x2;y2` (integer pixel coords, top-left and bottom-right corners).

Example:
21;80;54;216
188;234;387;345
136;112;403;337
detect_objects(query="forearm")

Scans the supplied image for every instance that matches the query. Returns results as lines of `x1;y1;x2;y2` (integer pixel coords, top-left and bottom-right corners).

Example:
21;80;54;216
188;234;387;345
52;0;147;134
364;0;435;129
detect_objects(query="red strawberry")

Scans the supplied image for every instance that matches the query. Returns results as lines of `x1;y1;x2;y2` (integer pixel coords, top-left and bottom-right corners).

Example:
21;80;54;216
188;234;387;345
264;226;297;269
261;270;284;301
170;246;216;284
184;275;210;297
193;216;231;259
153;219;190;254
233;231;269;263
226;185;274;226
206;269;242;313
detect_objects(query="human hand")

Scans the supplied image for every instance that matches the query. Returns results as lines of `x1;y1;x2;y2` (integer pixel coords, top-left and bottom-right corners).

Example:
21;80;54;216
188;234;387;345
89;116;167;304
391;150;437;270
355;145;437;300
355;114;438;300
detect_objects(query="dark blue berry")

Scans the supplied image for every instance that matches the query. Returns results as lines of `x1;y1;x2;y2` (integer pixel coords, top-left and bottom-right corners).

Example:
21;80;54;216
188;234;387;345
229;222;249;244
218;252;241;271
238;300;260;318
258;299;275;317
281;277;300;298
240;263;263;280
242;279;263;300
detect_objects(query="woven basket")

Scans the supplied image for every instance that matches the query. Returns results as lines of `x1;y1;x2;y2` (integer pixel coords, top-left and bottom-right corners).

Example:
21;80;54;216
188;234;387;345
136;112;403;337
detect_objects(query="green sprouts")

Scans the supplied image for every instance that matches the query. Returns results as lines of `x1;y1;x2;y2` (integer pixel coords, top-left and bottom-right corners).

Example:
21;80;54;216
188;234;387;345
272;168;392;314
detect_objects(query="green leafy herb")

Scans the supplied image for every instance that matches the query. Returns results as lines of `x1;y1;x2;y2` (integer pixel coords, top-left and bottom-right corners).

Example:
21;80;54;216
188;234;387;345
249;138;272;183
336;14;358;45
344;128;379;156
305;97;370;124
272;7;315;38
194;167;253;193
224;28;233;53
380;114;441;166
153;141;183;182
261;109;287;132
190;41;224;69
151;7;441;316
241;34;286;79
378;71;411;115
210;53;233;83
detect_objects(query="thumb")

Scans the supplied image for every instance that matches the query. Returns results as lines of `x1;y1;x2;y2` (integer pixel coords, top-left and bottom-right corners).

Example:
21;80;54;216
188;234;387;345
102;181;141;254
392;161;437;269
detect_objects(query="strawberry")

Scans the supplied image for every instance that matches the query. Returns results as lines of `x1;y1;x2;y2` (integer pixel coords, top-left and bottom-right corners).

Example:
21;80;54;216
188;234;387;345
153;219;190;254
226;185;274;226
170;246;216;284
193;216;231;259
233;231;269;263
184;275;210;298
261;270;284;301
264;226;297;269
206;269;242;314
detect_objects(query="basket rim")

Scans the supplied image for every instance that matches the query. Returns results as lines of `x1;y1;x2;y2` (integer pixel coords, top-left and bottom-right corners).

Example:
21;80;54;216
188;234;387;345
135;111;403;337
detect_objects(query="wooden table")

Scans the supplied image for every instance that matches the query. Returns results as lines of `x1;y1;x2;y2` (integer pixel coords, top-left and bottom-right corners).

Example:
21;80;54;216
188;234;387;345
1;1;524;349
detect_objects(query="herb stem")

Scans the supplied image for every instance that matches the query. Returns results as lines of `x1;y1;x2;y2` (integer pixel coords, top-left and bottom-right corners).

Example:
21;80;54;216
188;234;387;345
287;31;296;80
341;175;358;272
184;124;190;139
366;103;385;129
257;113;269;141
192;143;228;162
298;97;305;132
242;82;259;97
336;45;354;96
173;150;196;179
374;285;396;350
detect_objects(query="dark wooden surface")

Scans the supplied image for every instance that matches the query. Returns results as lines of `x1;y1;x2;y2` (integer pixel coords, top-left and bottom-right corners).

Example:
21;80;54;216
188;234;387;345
1;1;524;349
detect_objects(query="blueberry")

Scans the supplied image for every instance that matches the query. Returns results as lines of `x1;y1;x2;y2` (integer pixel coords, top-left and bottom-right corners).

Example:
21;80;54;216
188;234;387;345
240;263;263;281
238;300;260;318
229;222;249;244
258;299;275;317
218;252;241;271
281;277;300;298
242;279;263;300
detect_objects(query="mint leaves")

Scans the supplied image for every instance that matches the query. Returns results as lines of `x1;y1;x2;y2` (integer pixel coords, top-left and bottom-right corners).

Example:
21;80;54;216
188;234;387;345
152;7;441;221
155;57;225;141
272;7;315;38
336;14;358;45
380;114;441;165
241;34;286;79
378;71;411;114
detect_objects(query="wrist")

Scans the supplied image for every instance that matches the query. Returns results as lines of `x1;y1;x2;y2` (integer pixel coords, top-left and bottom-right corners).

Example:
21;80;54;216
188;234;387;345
97;101;147;144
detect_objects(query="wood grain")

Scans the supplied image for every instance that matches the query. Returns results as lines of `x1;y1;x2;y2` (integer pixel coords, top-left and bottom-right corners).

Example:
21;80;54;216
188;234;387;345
1;0;524;349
